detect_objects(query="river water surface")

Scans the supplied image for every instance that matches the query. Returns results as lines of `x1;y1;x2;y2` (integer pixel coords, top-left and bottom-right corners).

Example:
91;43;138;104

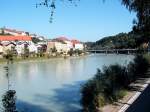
0;54;134;112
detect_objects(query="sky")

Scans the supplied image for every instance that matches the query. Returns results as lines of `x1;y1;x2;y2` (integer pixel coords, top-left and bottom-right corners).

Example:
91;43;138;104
0;0;136;42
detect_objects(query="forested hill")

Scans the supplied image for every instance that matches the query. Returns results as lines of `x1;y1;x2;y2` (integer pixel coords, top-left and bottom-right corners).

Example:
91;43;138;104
86;33;137;50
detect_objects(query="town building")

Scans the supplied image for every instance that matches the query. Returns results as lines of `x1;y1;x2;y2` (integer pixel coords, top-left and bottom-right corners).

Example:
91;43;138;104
3;42;16;54
47;37;84;55
55;37;73;52
71;39;84;50
3;28;29;36
0;35;34;55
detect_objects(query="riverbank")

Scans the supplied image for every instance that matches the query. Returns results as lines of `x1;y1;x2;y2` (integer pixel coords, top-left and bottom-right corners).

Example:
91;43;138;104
0;54;88;64
101;54;150;112
101;72;150;112
80;54;149;112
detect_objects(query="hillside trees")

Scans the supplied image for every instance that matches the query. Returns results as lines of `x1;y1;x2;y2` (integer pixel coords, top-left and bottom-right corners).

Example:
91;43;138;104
88;33;136;50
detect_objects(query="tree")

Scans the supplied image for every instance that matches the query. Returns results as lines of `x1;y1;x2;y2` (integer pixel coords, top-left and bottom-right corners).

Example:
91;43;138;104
51;46;57;53
2;54;18;112
87;32;137;50
122;0;150;44
23;44;29;58
32;37;41;44
2;90;17;112
68;48;74;56
37;0;80;22
80;55;149;111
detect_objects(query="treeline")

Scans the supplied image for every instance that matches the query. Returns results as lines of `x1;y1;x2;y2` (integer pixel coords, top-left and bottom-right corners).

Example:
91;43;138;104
80;55;149;112
86;32;144;50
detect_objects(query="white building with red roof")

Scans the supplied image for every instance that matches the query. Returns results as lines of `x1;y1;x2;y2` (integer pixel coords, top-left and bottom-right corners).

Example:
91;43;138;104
55;37;70;41
54;36;73;52
0;35;38;55
47;36;84;54
71;39;84;50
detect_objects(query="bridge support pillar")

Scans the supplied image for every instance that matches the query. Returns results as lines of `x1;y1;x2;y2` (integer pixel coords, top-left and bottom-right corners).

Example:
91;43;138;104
128;50;130;54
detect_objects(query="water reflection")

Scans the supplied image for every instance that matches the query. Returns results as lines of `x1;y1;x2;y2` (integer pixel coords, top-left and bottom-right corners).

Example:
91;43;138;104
0;54;134;112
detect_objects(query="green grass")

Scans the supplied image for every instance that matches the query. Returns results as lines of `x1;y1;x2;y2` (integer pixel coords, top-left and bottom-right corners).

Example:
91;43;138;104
144;53;150;63
0;54;83;64
114;89;127;100
0;58;7;63
0;56;61;64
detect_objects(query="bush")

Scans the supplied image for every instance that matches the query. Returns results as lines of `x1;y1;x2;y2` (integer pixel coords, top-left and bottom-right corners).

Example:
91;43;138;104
81;65;127;110
113;89;127;100
81;79;101;112
96;94;106;107
127;54;149;82
81;54;149;111
2;90;17;112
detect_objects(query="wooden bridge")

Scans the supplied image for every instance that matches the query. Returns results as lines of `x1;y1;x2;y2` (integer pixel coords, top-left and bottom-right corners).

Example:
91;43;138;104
86;49;138;54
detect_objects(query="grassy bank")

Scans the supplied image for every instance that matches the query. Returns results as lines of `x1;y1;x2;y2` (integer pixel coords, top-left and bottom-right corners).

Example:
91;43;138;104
0;57;50;64
81;54;149;112
0;54;87;64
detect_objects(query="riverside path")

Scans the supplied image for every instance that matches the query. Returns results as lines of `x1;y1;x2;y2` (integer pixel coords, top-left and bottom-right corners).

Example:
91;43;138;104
126;84;150;112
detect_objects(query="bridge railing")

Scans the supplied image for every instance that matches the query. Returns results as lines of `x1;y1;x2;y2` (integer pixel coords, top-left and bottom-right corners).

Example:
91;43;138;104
86;49;138;54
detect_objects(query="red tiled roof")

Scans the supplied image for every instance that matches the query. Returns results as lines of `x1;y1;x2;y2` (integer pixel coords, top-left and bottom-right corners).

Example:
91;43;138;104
0;36;32;41
71;39;80;44
55;37;70;41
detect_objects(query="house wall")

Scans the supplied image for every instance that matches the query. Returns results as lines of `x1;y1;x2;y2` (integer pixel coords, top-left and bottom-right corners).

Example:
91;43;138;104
0;46;3;53
3;44;15;54
61;43;68;53
46;42;55;53
28;41;37;53
54;42;63;53
75;43;84;50
15;44;25;55
64;41;73;51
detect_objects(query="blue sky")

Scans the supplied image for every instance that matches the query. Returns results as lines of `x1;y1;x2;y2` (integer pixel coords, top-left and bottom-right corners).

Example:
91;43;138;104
0;0;136;42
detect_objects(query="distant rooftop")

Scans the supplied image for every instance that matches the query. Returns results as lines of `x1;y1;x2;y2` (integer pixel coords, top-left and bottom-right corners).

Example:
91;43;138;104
0;36;32;41
55;37;70;41
4;28;25;34
71;39;80;44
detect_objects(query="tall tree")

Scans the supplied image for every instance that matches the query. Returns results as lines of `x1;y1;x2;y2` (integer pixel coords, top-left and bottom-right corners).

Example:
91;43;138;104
122;0;150;44
2;54;18;112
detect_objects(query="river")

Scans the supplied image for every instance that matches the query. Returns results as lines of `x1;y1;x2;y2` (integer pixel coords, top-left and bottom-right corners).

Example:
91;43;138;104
0;54;134;112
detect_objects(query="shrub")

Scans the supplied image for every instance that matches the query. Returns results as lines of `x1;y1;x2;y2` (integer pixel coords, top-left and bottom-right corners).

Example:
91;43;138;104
113;89;127;100
81;54;149;111
81;79;102;112
127;54;149;82
2;90;17;112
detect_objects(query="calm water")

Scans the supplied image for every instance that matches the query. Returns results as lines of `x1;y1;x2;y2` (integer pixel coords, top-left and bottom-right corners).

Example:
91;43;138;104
0;54;134;112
